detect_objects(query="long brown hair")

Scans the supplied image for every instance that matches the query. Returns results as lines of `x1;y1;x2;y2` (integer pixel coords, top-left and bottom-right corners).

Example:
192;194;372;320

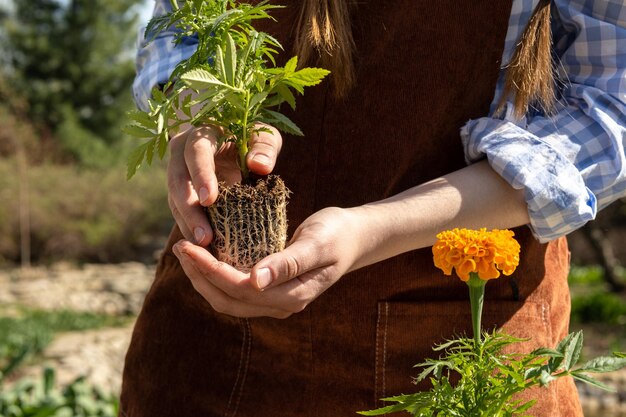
294;0;355;98
295;0;556;116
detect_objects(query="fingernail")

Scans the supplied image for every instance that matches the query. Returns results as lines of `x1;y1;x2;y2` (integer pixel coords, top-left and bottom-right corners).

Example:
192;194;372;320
257;268;272;290
198;187;209;205
252;153;271;166
194;227;205;244
172;241;183;257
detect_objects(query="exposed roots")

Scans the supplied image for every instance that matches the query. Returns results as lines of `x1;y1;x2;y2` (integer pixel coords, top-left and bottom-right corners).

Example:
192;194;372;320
206;175;290;272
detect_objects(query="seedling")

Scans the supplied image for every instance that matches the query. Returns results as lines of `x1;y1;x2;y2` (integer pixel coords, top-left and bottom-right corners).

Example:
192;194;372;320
124;0;329;270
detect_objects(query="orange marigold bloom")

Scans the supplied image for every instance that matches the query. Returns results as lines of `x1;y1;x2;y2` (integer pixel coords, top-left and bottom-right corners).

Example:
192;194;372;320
432;228;521;281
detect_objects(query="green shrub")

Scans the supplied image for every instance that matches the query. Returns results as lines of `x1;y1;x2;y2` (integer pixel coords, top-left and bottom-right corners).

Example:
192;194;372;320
0;368;118;417
571;291;626;324
568;265;605;285
0;309;130;381
0;157;171;265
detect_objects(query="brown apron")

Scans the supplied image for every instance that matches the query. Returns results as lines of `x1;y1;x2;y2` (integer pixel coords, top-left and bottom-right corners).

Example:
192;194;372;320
120;1;583;416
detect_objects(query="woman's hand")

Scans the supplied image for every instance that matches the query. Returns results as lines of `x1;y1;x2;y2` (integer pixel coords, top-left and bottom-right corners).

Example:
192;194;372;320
172;207;363;318
167;123;282;247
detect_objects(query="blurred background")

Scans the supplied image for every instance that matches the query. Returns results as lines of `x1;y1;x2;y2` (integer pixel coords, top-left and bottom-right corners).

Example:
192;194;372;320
0;1;624;416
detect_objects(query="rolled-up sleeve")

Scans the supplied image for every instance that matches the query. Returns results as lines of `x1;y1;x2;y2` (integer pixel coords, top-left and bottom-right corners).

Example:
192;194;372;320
132;1;198;111
461;0;626;242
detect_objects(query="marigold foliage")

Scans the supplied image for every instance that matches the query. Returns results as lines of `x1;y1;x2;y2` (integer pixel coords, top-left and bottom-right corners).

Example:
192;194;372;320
432;228;520;281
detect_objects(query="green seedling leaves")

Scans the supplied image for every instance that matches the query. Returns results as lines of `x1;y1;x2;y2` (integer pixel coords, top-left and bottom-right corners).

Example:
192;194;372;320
124;0;328;179
361;331;626;417
261;109;303;136
571;372;614;392
579;356;626;373
121;125;154;138
556;330;583;371
182;68;232;91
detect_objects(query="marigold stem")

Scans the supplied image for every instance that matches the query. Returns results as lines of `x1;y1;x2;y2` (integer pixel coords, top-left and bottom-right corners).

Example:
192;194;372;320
467;273;486;348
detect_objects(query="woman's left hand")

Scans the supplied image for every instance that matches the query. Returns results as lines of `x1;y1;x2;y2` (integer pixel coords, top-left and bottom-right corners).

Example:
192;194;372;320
172;207;362;318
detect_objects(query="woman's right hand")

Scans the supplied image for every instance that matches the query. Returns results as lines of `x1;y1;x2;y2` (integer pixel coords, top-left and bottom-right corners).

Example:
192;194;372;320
167;123;282;246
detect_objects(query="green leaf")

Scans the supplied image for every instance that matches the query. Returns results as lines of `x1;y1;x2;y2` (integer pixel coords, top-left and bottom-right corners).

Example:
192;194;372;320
157;112;165;134
284;56;297;73
579;356;626;373
127;110;157;129
532;347;565;372
194;96;225;121
189;88;227;107
43;367;55;396
158;131;169;159
181;92;193;118
571;372;615;392
215;45;227;82
126;141;150;179
531;348;563;358
614;352;626;358
224;33;237;85
182;68;231;91
236;31;259;83
146;136;155;165
122;125;155;138
289;67;330;87
152;87;168;103
261;109;303;136
249;91;268;110
558;331;584;371
274;83;296;109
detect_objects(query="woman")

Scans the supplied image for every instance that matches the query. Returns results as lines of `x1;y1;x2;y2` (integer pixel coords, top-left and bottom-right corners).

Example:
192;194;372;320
121;1;626;416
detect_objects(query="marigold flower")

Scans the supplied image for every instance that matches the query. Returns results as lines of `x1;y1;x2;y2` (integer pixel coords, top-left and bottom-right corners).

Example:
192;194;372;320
432;228;520;281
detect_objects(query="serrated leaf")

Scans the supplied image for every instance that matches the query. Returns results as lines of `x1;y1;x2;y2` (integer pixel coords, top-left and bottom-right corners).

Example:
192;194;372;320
127;141;151;179
152;87;167;103
289;67;330;87
262;109;303;136
189;88;227;107
182;69;231;91
531;348;563;358
194;96;224;121
558;331;584;371
284;56;297;73
249;91;268;109
275;83;296;109
158;131;169;159
181;93;193;118
127;110;157;129
532;347;565;372
122;125;155;138
571;372;615;392
579;356;626;373
236;31;259;83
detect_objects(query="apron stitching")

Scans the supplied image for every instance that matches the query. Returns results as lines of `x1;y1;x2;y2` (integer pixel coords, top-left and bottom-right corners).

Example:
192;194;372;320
382;302;389;400
224;318;248;417
231;318;252;417
374;303;382;405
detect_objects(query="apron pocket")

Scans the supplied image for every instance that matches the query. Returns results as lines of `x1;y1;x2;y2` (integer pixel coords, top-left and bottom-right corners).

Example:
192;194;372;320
374;299;558;414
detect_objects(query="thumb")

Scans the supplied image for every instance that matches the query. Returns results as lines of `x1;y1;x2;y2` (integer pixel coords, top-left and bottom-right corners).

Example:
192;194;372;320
246;123;282;175
250;239;326;291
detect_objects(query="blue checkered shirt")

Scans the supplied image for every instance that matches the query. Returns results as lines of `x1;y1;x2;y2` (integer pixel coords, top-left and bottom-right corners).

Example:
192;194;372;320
133;0;626;242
